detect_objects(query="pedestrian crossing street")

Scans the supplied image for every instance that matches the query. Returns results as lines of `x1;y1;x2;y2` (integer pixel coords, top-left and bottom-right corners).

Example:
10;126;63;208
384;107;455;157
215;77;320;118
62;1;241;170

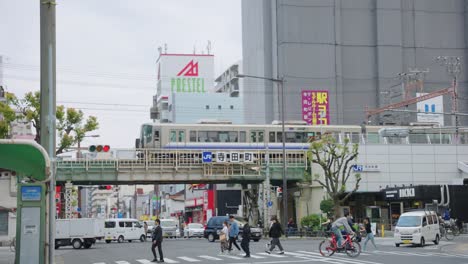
92;249;468;264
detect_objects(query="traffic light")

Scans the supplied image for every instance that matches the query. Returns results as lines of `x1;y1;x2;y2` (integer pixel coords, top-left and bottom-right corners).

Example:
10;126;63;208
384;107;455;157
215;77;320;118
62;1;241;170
98;185;112;190
276;187;283;198
89;145;110;152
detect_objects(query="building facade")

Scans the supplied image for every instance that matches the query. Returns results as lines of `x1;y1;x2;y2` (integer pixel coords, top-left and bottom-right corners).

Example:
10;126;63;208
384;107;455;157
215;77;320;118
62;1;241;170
241;0;468;126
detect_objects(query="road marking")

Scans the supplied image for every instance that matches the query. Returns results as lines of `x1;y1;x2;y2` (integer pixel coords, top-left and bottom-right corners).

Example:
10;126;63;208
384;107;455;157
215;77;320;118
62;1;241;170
250;254;267;259
115;261;130;264
136;260;151;264
199;255;223;260
297;251;382;264
93;263;106;264
257;252;287;258
177;256;200;262
161;258;179;263
221;254;243;259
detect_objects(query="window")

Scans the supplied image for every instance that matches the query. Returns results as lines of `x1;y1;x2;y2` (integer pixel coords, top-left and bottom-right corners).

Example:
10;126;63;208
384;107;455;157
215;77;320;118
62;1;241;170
105;221;116;228
240;131;246;142
125;222;133;228
208;131;219;142
422;217;427;226
432;215;438;225
0;211;8;235
198;131;208;142
285;132;306;143
134;222;142;228
218;105;222;110
119;222;125;228
190;131;197;142
197;131;238;143
250;131;257;143
277;132;283;143
269;132;276;142
178;130;185;142
230;105;234;110
170;131;177;142
258;131;264;142
205;105;209;110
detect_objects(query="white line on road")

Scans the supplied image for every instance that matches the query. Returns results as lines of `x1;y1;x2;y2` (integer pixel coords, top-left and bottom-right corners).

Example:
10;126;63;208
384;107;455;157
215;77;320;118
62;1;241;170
177;256;201;262
115;261;131;264
199;255;223;260
161;258;179;263
221;254;244;259
249;254;267;259
136;260;151;264
257;253;287;258
93;263;106;264
297;251;383;264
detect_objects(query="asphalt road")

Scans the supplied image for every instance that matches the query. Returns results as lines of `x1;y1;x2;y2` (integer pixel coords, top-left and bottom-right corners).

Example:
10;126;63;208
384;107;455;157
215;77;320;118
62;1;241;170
2;237;468;264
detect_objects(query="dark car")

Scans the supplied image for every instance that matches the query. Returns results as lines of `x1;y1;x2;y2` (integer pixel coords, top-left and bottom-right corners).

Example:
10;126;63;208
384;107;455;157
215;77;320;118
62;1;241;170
203;216;262;242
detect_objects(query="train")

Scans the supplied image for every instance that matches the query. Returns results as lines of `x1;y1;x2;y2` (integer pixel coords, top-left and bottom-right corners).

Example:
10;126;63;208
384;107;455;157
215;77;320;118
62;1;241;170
135;121;468;150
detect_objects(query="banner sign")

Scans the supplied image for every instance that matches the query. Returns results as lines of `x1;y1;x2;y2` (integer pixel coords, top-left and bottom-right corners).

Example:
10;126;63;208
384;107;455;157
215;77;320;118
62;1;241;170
302;90;330;125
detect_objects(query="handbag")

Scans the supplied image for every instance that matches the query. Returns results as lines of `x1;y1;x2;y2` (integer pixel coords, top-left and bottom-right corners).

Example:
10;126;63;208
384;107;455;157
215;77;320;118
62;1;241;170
220;233;227;241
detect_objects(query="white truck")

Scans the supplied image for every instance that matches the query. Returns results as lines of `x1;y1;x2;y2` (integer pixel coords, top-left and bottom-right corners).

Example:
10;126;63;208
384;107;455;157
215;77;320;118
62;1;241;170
55;218;105;249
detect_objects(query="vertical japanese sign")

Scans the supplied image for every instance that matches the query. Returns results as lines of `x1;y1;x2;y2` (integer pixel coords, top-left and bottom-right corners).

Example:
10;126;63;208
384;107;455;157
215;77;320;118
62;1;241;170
302;90;330;125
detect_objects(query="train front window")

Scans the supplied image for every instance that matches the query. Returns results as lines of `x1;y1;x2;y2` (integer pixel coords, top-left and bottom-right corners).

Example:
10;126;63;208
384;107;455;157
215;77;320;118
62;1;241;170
170;131;177;142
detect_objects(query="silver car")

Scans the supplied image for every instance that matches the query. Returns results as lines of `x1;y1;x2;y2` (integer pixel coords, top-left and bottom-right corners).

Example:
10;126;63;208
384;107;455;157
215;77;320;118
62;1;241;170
183;223;204;238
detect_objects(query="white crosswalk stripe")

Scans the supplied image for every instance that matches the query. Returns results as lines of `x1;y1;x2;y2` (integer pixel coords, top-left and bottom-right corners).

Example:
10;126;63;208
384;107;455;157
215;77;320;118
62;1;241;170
93;263;106;264
220;254;243;259
136;260;151;264
257;252;286;258
161;258;179;263
297;250;383;264
115;261;131;264
249;254;266;259
199;255;223;260
176;256;201;262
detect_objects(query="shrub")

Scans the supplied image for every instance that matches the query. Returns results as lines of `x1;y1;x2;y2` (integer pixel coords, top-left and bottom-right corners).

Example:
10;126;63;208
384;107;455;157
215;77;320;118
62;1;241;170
301;214;327;231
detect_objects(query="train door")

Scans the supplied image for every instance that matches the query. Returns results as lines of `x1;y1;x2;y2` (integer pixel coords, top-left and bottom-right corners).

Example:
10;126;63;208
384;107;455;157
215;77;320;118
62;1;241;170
152;128;161;148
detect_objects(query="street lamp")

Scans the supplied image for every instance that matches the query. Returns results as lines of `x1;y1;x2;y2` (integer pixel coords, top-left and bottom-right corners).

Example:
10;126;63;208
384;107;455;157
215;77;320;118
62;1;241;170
77;134;100;158
236;73;288;229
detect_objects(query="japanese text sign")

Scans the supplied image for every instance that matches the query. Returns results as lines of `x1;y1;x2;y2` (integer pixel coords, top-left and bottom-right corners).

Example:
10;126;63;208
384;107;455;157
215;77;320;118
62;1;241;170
301;90;330;125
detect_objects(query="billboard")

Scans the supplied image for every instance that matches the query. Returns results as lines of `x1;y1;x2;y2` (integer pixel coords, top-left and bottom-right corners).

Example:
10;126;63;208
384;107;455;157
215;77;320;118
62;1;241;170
157;54;214;97
416;93;444;126
301;90;330;125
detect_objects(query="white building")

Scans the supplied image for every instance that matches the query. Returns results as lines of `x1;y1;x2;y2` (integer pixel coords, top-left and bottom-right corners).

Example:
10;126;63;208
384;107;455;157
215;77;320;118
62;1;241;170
0;170;16;245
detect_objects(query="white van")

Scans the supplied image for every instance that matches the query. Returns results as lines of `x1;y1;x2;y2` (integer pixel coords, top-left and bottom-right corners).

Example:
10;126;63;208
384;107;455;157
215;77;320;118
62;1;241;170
394;211;440;247
104;218;146;243
160;219;179;238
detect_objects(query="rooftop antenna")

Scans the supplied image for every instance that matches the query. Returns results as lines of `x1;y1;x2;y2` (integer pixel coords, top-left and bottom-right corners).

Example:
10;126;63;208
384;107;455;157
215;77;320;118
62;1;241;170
207;40;212;55
164;43;168;54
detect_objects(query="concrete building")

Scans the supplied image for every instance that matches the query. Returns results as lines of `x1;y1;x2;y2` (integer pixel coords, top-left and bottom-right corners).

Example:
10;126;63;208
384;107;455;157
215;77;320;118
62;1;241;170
241;0;468;126
0;170;16;245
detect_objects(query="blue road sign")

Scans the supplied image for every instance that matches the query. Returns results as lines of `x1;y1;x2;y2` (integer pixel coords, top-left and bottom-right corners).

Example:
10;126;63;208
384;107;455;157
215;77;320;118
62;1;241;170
202;151;213;163
76;207;81;212
267;201;273;207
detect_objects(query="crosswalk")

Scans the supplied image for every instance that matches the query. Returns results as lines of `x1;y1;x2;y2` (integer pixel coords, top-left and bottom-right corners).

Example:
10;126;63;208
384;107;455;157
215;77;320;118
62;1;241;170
92;249;468;264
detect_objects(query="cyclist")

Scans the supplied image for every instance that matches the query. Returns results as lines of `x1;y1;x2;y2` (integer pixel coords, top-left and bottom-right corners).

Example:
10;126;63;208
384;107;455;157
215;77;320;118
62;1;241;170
331;213;354;248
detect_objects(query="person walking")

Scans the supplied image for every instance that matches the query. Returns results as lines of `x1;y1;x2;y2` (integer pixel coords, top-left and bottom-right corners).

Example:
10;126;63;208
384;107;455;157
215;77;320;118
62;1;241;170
220;221;229;253
144;222;148;238
362;217;377;251
228;215;241;252
151;219;164;263
240;217;251;258
265;216;284;254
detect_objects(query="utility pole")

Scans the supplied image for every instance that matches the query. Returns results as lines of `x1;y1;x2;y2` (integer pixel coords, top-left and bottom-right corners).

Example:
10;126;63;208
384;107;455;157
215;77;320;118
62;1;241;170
436;56;462;128
40;1;56;263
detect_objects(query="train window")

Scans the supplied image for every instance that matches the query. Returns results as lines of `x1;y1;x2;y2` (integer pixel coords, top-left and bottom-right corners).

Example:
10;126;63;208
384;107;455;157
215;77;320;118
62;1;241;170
240;131;246;142
277;132;283;143
269;132;276;142
198;131;208;142
229;132;238;142
258;132;264;142
170;131;177;142
250;132;257;143
178;131;185;142
219;132;229;142
460;133;468;144
208;131;220;142
190;131;197;142
366;133;379;144
154;130;159;141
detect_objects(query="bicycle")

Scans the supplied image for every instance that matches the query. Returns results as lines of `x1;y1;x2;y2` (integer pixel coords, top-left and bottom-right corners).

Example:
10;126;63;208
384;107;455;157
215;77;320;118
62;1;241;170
9;236;16;252
319;231;361;258
440;224;455;240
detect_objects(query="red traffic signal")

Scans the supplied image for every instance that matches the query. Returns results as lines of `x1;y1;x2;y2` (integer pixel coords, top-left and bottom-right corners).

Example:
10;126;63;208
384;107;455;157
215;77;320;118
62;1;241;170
276;187;283;197
89;145;110;152
98;185;112;190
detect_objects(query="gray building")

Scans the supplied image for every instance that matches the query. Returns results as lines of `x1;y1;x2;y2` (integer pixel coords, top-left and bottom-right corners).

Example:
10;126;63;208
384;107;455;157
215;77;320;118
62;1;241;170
242;0;468;126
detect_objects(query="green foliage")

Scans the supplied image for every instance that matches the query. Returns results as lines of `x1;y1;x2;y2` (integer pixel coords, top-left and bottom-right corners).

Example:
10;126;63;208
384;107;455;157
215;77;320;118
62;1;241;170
320;199;334;217
300;214;327;230
0;93;17;138
3;91;99;154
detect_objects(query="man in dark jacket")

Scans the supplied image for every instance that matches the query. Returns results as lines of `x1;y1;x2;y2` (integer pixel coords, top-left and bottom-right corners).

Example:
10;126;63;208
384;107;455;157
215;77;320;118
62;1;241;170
265;215;284;254
241;217;251;258
151;219;164;263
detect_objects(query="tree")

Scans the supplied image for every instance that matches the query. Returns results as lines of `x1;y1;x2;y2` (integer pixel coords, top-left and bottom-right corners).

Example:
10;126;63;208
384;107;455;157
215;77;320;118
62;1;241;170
0;92;17;138
9;91;99;154
307;135;361;217
319;198;334;218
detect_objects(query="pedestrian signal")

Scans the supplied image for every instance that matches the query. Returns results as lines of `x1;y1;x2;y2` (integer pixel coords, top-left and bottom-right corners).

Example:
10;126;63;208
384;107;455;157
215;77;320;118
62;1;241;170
89;145;110;152
276;187;283;197
98;185;112;190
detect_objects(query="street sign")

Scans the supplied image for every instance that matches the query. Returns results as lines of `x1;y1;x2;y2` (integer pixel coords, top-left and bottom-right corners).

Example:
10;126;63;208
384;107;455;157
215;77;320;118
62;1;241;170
267;201;273;207
202;151;212;163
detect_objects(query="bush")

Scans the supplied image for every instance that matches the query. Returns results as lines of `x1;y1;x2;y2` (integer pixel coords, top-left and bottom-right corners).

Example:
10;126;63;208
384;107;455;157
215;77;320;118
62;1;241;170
301;214;327;231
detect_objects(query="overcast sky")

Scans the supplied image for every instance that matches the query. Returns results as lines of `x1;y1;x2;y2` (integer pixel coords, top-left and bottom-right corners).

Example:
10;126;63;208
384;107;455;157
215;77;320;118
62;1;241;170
0;0;242;149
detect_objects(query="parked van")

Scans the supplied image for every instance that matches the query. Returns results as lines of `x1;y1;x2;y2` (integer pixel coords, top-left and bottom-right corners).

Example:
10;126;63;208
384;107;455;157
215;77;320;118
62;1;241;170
160;219;179;238
394;211;440;247
104;218;146;243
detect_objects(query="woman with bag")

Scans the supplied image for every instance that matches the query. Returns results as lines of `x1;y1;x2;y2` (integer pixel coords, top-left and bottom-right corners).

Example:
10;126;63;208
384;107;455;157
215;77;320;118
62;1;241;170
220;221;229;253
